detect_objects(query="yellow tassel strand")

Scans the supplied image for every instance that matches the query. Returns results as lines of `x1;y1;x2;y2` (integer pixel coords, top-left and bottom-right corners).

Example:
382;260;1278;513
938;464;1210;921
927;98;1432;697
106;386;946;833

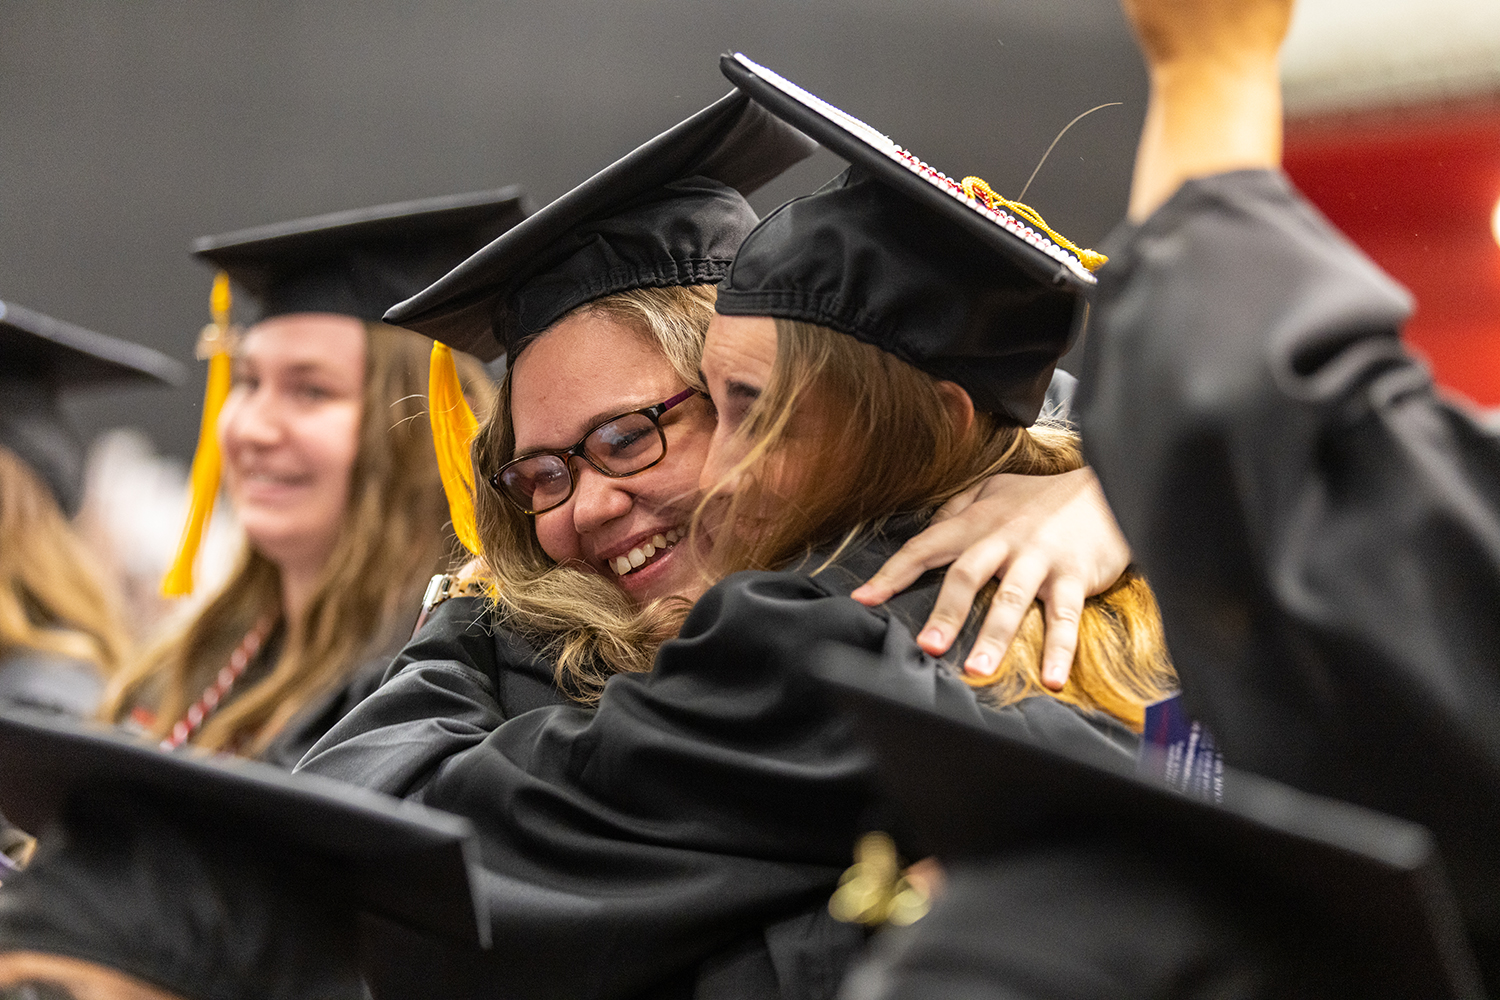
428;341;482;555
960;176;1108;272
161;271;236;597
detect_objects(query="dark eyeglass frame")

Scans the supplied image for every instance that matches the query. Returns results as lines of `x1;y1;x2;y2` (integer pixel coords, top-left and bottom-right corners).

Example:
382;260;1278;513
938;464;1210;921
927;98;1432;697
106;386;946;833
490;387;701;515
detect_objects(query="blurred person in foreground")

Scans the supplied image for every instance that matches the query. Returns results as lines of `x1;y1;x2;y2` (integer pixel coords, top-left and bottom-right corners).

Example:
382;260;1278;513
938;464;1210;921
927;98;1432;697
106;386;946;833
1063;0;1500;985
0;708;485;1000
98;192;517;766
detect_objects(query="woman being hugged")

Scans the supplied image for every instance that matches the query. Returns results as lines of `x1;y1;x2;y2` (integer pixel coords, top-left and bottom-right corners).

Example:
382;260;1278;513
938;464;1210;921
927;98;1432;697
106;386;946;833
101;192;515;764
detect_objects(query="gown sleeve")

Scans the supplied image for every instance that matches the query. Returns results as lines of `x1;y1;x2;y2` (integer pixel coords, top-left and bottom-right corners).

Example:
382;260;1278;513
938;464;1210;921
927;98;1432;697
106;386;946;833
305;567;1133;999
1075;169;1500;935
293;595;565;792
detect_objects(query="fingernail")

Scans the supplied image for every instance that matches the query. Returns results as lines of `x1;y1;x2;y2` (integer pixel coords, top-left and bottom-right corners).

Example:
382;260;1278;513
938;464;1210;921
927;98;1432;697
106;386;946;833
965;652;995;677
1042;663;1066;689
918;628;944;649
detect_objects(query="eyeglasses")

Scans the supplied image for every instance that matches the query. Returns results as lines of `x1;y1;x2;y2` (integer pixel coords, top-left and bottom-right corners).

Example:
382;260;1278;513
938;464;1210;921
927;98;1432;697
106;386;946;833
491;387;700;515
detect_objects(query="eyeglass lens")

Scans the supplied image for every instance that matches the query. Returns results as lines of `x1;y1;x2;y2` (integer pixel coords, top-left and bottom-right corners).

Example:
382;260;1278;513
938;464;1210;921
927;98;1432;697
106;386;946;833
499;412;664;512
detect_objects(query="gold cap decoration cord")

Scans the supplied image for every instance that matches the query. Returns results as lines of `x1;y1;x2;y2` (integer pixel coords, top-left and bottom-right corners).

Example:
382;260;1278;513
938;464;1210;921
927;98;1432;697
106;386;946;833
960;176;1108;273
428;341;482;555
161;271;237;597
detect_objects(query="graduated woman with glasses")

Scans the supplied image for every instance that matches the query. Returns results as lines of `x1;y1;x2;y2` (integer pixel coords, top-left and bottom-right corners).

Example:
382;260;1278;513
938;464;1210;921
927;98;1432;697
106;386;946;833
302;72;1170;999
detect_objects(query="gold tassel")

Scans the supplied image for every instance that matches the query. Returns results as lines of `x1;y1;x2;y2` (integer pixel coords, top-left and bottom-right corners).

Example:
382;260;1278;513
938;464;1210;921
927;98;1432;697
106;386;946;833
161;272;236;597
428;341;482;555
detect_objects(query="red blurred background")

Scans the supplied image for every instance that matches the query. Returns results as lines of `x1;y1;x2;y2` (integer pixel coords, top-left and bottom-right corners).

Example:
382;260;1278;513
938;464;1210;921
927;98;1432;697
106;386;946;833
1284;99;1500;406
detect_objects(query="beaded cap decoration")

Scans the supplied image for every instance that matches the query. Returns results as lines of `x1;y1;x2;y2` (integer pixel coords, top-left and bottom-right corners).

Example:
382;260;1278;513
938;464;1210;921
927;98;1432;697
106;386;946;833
720;53;1103;289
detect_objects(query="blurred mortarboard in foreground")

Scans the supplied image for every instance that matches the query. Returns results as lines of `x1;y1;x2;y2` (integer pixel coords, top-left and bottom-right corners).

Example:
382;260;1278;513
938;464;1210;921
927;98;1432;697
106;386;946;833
813;653;1484;999
0;709;487;1000
164;189;527;596
0;301;182;516
384;89;818;361
192;187;529;324
717;54;1099;425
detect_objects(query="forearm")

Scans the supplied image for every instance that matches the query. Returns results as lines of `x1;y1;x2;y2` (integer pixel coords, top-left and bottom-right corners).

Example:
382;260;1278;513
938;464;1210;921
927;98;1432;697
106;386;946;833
1129;59;1282;221
1121;0;1293;221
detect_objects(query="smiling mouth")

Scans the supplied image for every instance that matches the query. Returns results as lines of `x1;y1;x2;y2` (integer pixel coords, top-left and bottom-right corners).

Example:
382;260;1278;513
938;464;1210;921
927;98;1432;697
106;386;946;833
610;528;683;577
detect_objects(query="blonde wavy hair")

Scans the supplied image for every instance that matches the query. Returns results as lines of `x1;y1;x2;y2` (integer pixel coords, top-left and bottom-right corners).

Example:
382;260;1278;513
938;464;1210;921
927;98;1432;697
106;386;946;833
693;318;1177;731
101;322;494;755
0;446;130;677
471;286;712;705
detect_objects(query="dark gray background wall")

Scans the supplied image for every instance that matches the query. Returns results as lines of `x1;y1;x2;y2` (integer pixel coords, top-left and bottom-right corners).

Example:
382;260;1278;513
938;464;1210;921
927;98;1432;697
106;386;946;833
0;0;1147;460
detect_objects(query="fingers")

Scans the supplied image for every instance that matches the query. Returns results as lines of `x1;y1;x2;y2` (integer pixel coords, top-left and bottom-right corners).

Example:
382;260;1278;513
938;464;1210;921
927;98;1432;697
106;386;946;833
908;534;1016;654
1038;576;1087;691
962;556;1050;677
853;513;988;608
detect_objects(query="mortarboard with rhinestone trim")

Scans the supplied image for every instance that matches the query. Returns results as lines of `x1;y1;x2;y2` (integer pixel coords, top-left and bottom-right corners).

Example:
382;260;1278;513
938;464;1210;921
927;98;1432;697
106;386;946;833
717;53;1105;426
383;89;819;362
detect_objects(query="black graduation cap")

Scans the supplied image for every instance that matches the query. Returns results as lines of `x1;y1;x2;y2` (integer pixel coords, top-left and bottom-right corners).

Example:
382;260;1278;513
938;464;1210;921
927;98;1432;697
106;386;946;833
0;711;487;960
192;187;529;323
383;89;819;361
717;54;1101;426
0;301;183;516
813;654;1485;1000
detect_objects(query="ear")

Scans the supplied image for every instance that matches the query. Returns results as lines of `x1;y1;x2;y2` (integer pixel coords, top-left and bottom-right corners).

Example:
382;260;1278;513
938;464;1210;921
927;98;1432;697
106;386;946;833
934;380;976;436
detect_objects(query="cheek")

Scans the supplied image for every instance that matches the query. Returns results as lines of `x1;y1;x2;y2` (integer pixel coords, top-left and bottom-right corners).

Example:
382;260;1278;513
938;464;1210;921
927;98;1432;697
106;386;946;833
302;403;362;498
532;510;579;565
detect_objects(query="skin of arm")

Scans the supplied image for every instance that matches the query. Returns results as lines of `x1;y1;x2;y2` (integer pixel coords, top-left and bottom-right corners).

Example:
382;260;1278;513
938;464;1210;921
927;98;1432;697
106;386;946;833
0;953;184;1000
1122;0;1295;221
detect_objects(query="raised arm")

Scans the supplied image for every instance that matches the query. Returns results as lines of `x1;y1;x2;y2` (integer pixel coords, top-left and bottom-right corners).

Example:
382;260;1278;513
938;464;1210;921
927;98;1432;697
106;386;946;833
1081;0;1500;941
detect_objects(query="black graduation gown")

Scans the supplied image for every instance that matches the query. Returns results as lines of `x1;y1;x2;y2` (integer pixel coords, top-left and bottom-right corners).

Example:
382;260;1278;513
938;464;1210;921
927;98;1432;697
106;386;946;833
1076;170;1500;962
299;523;1137;1000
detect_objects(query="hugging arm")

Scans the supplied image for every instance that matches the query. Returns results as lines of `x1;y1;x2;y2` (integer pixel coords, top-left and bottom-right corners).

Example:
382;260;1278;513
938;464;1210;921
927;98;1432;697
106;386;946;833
854;467;1131;692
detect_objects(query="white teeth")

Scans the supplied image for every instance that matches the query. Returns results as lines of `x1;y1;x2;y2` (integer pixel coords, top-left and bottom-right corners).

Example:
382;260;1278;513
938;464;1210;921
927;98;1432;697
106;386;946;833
608;526;684;577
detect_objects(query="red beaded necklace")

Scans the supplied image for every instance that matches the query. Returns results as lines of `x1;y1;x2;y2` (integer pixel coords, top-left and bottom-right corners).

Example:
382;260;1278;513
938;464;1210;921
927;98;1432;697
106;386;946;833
159;617;275;751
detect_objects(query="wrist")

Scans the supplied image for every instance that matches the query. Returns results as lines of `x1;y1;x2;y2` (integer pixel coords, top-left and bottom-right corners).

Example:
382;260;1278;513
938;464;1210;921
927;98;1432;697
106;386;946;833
1128;58;1283;221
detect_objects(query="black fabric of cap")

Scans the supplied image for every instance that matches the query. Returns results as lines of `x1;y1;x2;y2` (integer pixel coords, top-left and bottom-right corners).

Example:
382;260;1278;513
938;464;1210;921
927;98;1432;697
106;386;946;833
0;301;182;516
0;792;365;1000
383;89;817;361
716;53;1090;425
717;166;1079;424
192;187;528;324
0;709;487;951
813;653;1486;1000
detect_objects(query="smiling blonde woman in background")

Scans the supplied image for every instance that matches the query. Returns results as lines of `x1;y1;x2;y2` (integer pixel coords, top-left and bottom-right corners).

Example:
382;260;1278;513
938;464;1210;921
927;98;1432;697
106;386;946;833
101;191;519;764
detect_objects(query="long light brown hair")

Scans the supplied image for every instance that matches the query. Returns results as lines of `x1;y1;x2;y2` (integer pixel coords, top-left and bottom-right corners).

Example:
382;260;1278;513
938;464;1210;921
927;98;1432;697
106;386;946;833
694;318;1177;731
470;286;713;705
101;322;494;755
0;446;130;676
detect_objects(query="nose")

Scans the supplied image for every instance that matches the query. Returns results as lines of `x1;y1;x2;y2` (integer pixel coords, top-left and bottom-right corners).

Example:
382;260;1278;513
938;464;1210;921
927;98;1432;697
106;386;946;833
568;461;634;536
699;421;742;495
220;384;284;450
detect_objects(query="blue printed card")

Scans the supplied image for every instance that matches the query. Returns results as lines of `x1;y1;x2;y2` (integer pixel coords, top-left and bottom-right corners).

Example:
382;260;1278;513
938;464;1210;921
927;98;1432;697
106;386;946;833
1140;694;1224;803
